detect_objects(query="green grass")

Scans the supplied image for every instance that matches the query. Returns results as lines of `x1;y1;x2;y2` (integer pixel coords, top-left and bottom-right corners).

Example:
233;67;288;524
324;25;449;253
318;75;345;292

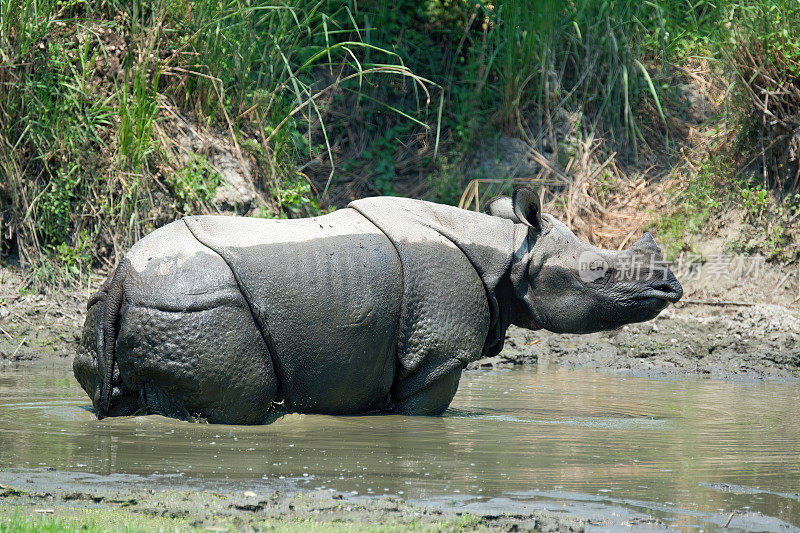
464;0;668;153
2;0;800;289
355;0;674;163
651;158;726;260
0;0;436;289
0;507;184;533
0;505;485;532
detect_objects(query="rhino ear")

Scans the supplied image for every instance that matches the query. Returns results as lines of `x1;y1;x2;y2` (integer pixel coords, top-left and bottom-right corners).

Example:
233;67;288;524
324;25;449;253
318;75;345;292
512;187;542;229
484;196;520;222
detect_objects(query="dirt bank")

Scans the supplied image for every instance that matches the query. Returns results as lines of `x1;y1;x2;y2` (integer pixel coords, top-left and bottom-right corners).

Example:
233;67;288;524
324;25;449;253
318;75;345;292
0;266;88;365
471;256;800;380
482;303;799;380
0;469;599;532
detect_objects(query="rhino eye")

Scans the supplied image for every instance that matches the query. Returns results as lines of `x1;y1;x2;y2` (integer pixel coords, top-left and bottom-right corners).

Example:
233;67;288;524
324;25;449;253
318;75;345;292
591;269;613;286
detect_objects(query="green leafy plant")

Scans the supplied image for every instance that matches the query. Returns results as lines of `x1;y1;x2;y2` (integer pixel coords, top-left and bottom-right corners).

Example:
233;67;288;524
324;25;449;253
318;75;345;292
276;179;322;217
168;156;223;215
781;193;800;218
652;158;725;259
732;180;798;261
740;185;771;223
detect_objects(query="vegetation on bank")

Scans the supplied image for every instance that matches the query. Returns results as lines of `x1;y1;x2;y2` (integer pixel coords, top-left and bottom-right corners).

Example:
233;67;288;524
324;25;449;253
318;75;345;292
0;0;798;289
0;501;485;532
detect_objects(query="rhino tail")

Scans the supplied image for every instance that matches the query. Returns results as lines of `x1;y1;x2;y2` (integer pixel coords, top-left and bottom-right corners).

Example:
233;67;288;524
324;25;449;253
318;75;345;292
98;257;130;419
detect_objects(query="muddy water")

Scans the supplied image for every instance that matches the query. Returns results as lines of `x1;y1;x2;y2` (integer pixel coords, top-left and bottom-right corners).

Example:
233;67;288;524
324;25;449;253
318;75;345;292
1;359;799;529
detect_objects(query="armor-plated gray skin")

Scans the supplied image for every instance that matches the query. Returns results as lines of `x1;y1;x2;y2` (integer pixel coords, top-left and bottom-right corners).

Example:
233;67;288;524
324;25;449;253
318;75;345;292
74;188;682;424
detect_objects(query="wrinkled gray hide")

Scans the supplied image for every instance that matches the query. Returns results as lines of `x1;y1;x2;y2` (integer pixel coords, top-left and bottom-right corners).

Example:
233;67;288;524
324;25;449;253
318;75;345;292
75;198;516;423
74;191;682;424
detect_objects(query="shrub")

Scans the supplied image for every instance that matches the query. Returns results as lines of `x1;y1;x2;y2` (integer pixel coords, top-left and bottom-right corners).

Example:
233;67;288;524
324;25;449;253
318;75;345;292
726;0;800;195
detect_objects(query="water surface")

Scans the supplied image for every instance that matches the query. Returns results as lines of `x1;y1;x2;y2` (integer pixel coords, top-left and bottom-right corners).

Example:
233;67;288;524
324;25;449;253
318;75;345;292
1;360;798;530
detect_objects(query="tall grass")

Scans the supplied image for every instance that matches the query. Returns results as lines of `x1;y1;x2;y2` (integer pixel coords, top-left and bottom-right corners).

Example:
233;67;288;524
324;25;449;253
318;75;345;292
724;0;800;195
0;0;114;275
167;0;437;194
458;0;668;156
3;0;799;289
0;0;437;289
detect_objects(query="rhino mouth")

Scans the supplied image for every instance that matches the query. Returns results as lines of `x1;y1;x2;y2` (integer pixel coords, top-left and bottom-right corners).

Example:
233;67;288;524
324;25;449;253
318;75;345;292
608;282;682;323
634;296;671;313
630;277;683;305
629;292;680;316
635;289;681;305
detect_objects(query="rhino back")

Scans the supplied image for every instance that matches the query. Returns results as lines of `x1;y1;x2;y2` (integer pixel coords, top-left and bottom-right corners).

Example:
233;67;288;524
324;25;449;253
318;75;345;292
183;209;403;414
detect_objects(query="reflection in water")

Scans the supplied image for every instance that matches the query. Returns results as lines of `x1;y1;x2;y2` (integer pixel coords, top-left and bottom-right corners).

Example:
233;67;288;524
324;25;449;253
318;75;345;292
1;360;799;527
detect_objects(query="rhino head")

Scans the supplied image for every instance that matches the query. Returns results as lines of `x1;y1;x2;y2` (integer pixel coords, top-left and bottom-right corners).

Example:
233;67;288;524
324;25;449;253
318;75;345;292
488;187;682;333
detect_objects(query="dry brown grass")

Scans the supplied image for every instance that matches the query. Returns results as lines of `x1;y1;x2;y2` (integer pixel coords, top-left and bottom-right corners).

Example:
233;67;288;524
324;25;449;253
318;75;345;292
729;37;800;194
458;140;677;251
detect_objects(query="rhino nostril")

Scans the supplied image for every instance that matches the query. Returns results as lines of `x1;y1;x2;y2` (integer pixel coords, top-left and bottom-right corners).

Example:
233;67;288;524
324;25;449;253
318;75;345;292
651;280;672;292
649;279;683;301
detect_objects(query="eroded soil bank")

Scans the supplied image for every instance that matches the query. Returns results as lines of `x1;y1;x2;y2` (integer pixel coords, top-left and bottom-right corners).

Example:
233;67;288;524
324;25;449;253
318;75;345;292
0;474;593;532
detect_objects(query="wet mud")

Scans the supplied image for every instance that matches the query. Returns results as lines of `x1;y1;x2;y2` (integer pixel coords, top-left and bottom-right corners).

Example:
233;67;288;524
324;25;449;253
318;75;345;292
3;471;796;532
0;471;599;532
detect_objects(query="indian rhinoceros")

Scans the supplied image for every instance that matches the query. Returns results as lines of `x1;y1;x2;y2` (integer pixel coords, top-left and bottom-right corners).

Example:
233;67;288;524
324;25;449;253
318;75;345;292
73;187;682;424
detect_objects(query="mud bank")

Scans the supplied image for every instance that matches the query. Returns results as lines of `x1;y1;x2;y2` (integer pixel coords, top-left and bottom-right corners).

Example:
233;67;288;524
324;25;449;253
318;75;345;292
0;266;86;364
3;469;796;532
479;303;800;380
0;470;596;532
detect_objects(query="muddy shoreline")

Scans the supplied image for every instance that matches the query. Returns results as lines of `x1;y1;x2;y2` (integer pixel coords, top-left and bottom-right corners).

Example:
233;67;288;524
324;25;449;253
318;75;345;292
2;467;796;532
483;303;800;381
0;469;598;532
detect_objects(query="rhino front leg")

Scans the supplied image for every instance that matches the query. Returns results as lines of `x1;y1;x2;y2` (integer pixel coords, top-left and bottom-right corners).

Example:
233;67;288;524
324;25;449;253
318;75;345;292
393;368;462;416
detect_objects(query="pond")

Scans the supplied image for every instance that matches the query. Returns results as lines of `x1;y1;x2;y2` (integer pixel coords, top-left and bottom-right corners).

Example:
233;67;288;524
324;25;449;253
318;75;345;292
1;359;798;530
